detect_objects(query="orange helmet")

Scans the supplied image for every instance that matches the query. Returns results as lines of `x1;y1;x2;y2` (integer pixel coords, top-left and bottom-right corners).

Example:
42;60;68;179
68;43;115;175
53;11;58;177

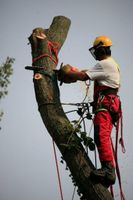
89;36;112;60
93;36;112;48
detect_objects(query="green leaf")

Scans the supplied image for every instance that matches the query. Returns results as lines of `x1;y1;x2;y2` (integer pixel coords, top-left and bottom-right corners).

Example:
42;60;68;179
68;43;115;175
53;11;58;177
89;142;95;151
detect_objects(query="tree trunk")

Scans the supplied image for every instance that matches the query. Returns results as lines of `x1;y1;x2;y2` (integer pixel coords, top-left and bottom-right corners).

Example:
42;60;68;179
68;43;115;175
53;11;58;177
27;16;113;200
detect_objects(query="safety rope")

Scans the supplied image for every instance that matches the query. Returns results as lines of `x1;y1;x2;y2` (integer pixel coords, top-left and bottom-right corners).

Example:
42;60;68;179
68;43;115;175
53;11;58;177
115;114;126;200
32;41;59;65
52;139;64;200
111;109;126;200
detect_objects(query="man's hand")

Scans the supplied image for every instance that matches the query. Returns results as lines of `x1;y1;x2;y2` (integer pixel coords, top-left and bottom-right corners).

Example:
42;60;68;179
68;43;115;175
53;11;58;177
54;63;89;85
55;64;79;85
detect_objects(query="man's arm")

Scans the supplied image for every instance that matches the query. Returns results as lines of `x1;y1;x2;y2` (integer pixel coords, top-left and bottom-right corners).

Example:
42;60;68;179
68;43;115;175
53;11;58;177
66;70;89;81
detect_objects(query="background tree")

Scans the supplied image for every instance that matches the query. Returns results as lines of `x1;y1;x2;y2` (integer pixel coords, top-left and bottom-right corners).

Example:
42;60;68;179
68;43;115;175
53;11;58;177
27;16;113;200
0;57;14;122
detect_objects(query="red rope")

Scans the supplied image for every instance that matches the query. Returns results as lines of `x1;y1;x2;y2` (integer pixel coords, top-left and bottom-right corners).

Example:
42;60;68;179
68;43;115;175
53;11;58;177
32;41;59;65
52;139;64;200
115;118;126;200
119;111;126;153
111;111;126;200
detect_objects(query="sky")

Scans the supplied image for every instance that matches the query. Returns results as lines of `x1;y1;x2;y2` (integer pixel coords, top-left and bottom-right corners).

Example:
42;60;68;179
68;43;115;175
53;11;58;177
0;0;133;200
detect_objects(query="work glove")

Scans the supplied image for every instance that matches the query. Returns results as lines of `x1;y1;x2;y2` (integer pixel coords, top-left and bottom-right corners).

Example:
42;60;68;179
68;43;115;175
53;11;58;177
55;63;79;85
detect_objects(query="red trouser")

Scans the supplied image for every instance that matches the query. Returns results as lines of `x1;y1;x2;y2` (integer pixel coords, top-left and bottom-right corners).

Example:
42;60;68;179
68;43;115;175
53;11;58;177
94;94;120;167
94;111;114;167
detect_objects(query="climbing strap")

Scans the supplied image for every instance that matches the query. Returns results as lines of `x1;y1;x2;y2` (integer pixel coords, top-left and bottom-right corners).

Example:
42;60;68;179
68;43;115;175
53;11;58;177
25;41;60;81
32;41;60;65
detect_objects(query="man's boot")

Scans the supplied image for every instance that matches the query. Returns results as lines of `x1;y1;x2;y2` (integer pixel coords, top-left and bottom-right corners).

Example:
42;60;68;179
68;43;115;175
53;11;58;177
91;161;116;187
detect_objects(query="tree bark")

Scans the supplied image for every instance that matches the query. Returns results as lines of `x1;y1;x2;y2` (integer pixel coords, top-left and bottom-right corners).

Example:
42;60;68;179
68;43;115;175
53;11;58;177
28;16;113;200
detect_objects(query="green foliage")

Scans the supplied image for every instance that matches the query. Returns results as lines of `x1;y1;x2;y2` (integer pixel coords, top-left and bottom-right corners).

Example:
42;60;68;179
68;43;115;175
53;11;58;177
71;120;95;152
0;57;15;122
0;57;14;99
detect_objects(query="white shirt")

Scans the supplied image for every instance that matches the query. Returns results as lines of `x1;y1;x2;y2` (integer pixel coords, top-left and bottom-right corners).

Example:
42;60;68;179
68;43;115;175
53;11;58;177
86;57;120;88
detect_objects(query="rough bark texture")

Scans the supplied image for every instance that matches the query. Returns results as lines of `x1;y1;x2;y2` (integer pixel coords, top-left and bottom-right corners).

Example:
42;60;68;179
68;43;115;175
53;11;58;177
28;16;113;200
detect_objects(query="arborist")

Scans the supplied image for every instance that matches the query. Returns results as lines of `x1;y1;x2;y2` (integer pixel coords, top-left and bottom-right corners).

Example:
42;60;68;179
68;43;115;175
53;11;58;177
57;36;121;187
